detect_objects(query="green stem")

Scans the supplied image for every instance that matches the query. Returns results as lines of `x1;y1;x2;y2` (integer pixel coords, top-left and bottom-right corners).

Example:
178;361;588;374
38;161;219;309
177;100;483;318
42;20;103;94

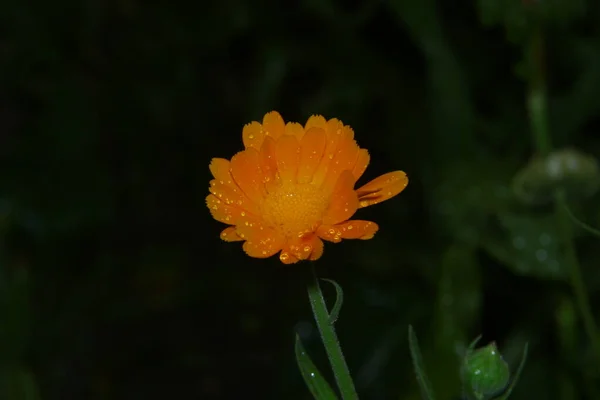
307;265;358;400
527;29;551;157
526;27;600;364
555;191;600;361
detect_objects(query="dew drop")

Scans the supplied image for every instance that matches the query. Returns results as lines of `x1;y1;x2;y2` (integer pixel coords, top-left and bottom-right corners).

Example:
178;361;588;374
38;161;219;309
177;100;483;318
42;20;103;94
535;249;548;262
512;236;526;249
539;233;552;246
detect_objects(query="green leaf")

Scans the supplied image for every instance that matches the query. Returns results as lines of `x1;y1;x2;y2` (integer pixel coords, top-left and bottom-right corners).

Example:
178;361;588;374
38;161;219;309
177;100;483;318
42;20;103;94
320;279;343;325
496;343;529;400
295;334;339;400
408;325;437;400
432;160;513;245
481;212;568;280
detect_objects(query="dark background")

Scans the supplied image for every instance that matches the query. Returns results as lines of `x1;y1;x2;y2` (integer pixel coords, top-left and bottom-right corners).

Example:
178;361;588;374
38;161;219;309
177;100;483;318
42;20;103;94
1;0;600;399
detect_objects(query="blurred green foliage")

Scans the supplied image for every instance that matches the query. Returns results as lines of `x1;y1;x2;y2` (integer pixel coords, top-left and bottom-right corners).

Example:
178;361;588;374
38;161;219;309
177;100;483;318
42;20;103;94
1;0;600;399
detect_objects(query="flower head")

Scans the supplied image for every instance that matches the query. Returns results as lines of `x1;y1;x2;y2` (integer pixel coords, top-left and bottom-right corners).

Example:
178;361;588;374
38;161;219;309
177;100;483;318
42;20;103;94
206;111;408;264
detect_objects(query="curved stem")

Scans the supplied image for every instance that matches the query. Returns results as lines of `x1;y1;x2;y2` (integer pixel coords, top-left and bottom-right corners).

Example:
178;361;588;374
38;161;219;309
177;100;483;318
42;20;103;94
307;264;358;400
555;191;600;360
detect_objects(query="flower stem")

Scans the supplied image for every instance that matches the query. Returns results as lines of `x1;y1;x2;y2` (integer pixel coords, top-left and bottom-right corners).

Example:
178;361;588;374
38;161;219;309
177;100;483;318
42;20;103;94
526;27;600;363
307;264;359;400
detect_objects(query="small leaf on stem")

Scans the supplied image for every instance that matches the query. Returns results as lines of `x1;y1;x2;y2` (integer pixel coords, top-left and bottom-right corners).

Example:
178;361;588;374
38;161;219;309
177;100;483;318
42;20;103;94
408;325;437;400
563;203;600;238
295;334;339;400
321;279;343;325
496;343;529;400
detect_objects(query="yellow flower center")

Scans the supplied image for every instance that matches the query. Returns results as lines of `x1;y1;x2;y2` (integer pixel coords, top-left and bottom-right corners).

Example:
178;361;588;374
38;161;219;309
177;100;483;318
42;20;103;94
262;183;329;237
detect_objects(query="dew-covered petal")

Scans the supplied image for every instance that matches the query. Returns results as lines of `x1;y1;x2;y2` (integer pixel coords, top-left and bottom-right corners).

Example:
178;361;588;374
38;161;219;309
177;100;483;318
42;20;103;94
320;134;359;195
351;149;370;182
230;149;266;205
317;220;378;242
279;251;299;264
242;121;264;150
311;119;345;187
308;236;324;261
210;158;260;214
220;226;243;242
259;136;280;193
341;125;354;140
297;127;327;184
275;134;300;184
356;171;409;208
340;220;378;240
263;111;285;141
238;220;286;258
206;194;251;225
305;114;327;130
316;225;343;243
209;158;232;183
209;180;259;215
279;235;324;264
284;122;305;141
323;170;359;225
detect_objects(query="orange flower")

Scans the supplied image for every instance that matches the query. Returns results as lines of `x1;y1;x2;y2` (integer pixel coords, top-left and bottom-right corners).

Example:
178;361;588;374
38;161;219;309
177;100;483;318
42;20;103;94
206;111;408;264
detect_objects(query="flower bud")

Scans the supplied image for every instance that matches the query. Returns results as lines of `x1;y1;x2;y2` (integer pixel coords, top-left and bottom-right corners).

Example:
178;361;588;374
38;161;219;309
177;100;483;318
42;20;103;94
461;342;510;400
512;148;600;205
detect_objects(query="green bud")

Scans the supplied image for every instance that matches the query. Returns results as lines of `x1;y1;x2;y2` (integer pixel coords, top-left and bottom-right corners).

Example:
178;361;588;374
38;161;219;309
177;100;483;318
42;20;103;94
512;148;600;205
461;342;510;400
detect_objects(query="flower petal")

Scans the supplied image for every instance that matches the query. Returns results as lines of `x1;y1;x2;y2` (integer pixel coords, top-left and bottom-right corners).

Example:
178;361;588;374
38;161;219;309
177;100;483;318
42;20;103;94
297;127;326;184
357;171;409;208
279;251;299;264
206;194;249;225
320;134;359;195
238;220;286;258
305;115;327;130
285;122;305;141
275;134;300;184
323;170;359;225
209;158;232;183
340;220;378;240
317;220;378;242
342;125;354;140
210;158;260;214
351;149;370;182
230;149;266;205
242;121;264;150
263;111;285;141
259;136;280;193
209;180;259;215
220;226;243;242
279;235;324;264
311;119;345;187
309;236;324;261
